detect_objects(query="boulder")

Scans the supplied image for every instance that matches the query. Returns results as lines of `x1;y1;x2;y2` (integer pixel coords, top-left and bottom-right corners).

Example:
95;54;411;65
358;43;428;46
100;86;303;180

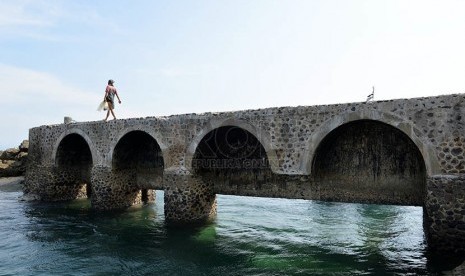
19;140;29;152
0;140;29;177
1;148;20;160
16;151;28;161
0;160;15;169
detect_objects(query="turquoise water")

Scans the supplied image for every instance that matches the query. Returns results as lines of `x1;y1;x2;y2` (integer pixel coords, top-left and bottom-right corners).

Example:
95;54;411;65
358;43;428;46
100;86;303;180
0;185;461;275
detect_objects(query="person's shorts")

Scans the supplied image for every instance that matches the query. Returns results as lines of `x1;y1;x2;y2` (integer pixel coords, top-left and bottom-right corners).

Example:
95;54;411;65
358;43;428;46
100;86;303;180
106;97;114;109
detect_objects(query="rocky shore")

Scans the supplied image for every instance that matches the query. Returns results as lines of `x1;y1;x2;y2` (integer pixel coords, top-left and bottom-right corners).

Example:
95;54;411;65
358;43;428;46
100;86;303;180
0;140;28;177
0;176;24;191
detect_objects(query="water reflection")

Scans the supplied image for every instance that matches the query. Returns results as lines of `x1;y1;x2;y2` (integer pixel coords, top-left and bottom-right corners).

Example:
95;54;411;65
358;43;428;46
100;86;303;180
215;195;430;275
0;188;459;275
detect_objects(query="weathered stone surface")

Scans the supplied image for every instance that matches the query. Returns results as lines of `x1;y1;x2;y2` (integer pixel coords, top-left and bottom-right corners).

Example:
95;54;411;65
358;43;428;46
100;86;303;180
24;165;88;201
164;168;217;225
23;93;465;252
445;260;465;276
90;166;140;210
424;175;465;253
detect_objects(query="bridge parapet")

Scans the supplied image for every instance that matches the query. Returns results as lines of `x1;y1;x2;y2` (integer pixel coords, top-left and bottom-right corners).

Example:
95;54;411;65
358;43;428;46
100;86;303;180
27;93;465;176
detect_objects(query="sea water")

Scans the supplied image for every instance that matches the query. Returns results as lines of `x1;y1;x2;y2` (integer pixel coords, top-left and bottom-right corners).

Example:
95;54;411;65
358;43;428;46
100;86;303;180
0;184;462;275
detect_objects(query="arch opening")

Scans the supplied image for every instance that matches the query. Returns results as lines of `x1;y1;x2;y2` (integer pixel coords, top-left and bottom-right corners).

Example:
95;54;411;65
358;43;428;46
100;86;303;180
55;133;93;199
312;120;426;206
193;126;277;196
112;131;164;205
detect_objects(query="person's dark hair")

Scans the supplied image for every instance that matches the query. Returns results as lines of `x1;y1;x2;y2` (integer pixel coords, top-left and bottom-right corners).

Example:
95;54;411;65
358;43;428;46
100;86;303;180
108;79;115;85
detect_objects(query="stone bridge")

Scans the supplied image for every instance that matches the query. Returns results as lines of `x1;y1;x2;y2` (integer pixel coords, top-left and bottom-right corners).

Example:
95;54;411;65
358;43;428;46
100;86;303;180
24;93;465;253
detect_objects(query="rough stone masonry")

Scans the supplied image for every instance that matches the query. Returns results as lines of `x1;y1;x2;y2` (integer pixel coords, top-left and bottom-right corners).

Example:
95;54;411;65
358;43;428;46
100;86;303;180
24;93;465;253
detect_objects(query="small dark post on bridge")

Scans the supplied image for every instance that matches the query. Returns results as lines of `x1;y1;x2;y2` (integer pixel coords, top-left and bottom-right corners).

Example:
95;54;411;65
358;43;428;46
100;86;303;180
366;86;374;103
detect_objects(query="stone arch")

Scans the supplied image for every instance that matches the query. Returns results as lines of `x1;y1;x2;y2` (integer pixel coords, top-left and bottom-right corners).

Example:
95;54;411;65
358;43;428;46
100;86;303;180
310;119;427;205
185;118;279;173
303;110;441;176
190;122;279;196
51;128;97;166
51;130;95;199
107;126;168;169
111;130;164;171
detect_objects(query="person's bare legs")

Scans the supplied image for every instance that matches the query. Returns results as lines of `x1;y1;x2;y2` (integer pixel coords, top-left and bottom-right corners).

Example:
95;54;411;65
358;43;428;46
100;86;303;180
110;108;116;120
104;103;116;121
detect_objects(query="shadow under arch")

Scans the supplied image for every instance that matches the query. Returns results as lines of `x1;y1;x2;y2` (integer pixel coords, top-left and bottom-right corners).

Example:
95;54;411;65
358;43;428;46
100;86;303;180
191;123;280;196
108;126;169;169
110;130;165;205
303;110;440;176
311;118;427;206
52;131;94;199
51;128;97;166
185;118;279;173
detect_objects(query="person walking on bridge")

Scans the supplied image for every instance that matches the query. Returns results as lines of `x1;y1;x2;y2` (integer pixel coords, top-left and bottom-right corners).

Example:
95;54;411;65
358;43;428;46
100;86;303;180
103;79;122;121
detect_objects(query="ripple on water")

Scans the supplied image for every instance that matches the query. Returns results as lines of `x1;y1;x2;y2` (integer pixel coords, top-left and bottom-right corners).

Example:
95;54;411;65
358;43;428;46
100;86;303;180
0;190;460;275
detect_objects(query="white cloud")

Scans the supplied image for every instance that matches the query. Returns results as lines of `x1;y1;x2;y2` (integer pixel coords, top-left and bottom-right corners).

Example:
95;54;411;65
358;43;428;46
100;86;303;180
0;64;102;148
0;0;57;28
0;64;96;104
0;0;122;40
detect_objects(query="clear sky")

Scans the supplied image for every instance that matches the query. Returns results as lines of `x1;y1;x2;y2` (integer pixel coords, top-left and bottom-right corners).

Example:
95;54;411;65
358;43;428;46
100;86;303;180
1;0;464;149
